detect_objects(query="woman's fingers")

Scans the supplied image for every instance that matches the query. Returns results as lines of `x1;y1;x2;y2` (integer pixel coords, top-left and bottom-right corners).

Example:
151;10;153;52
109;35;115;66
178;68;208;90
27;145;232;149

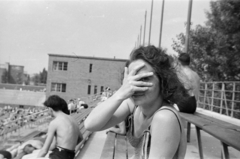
129;85;150;92
130;81;153;87
124;67;128;79
133;72;154;81
129;63;145;76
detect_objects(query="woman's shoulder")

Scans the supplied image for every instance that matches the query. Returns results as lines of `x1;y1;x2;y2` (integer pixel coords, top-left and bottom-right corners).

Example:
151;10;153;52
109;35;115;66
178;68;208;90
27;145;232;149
152;106;179;123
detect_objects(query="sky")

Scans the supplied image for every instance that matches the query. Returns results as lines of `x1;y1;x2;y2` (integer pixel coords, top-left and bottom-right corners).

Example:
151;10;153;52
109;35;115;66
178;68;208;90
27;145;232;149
0;0;211;75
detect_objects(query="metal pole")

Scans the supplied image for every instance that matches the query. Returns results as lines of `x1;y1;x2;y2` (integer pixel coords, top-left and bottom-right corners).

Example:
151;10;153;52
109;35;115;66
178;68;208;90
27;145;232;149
140;25;142;46
143;10;147;45
148;0;154;45
137;35;139;47
184;0;193;53
159;0;165;48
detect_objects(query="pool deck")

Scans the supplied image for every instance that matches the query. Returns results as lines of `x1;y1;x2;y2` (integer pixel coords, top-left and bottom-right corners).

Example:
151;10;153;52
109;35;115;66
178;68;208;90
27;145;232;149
77;126;240;159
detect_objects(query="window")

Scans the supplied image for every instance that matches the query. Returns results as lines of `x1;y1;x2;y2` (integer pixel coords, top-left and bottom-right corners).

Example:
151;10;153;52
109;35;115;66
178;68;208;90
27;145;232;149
101;86;104;93
53;61;68;71
94;85;97;94
89;64;92;73
88;85;91;95
51;83;66;92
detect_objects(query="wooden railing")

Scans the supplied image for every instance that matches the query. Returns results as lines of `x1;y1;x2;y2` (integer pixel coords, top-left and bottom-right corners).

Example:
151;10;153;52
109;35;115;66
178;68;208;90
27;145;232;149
198;81;240;119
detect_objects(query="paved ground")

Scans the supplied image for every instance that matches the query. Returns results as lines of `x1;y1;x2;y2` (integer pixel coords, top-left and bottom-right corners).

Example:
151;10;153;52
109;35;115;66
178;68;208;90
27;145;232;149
77;126;240;159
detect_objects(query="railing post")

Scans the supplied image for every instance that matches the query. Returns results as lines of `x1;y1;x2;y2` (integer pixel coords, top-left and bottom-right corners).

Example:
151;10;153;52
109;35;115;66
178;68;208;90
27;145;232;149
220;83;225;114
211;83;215;111
195;126;204;159
231;83;235;117
204;83;207;109
187;122;191;142
223;92;229;116
221;142;229;159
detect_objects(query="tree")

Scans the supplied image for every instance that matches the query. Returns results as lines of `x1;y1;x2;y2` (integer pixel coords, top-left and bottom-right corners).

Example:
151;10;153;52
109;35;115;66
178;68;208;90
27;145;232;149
172;0;240;81
31;74;40;85
1;70;8;83
39;68;47;84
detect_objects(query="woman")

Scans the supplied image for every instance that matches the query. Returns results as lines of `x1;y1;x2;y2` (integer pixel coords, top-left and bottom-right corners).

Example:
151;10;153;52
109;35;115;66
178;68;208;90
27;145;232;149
85;45;188;159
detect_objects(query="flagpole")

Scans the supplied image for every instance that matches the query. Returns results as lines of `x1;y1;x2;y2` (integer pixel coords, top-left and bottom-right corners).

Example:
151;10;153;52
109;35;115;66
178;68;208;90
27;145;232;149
158;0;165;48
143;10;147;45
140;25;142;46
148;0;154;45
185;0;193;53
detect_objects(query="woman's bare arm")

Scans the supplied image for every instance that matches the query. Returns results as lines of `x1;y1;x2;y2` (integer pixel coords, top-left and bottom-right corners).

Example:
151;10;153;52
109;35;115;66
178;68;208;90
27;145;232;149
149;110;181;159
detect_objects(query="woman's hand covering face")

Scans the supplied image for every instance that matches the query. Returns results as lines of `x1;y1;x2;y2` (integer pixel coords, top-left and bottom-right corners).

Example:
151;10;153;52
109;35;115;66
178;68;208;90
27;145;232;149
116;62;153;100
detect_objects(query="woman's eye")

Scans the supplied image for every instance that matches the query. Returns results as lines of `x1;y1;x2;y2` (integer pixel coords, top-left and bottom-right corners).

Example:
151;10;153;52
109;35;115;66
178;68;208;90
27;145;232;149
139;77;149;82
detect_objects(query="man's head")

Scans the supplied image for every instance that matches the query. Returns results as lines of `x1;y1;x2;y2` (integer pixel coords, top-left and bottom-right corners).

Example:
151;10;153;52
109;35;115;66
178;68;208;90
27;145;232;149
43;95;70;115
23;144;36;154
178;53;190;66
0;150;12;159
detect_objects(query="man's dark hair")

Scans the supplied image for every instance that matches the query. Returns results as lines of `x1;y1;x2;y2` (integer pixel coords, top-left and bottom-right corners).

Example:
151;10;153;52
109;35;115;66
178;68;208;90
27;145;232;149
43;95;69;115
0;150;12;159
81;103;88;109
178;53;190;66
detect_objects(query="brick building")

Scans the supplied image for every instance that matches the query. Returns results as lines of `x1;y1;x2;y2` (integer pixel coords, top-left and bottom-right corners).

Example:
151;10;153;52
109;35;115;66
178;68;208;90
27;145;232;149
46;54;128;102
0;63;24;84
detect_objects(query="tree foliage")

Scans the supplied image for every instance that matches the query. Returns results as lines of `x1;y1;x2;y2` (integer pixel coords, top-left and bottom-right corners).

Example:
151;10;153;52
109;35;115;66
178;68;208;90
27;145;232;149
172;0;240;81
31;68;47;85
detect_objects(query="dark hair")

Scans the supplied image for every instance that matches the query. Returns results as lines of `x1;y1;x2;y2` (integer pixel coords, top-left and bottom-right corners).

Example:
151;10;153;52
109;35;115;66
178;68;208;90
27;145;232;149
0;150;12;159
43;95;70;115
81;103;88;109
23;144;36;154
178;53;190;66
129;45;190;105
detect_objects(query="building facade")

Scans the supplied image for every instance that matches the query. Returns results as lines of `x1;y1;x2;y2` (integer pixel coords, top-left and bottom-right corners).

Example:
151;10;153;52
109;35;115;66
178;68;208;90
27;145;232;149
0;63;24;84
46;54;127;102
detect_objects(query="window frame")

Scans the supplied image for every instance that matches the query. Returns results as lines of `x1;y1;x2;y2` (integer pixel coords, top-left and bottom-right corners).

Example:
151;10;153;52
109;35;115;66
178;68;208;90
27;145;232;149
51;83;66;92
53;61;68;71
88;85;91;95
89;63;92;73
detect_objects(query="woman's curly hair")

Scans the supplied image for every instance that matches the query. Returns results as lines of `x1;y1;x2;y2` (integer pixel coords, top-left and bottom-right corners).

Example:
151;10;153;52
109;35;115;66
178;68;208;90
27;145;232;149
129;45;190;105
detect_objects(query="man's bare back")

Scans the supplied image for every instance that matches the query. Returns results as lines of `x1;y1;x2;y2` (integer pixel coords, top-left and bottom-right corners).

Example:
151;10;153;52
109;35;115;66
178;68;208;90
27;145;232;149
52;113;81;150
37;95;83;159
179;66;200;99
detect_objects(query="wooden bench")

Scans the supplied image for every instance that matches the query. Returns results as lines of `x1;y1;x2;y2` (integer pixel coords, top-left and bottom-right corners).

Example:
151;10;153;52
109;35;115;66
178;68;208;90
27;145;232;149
100;132;134;159
74;108;94;158
180;110;240;159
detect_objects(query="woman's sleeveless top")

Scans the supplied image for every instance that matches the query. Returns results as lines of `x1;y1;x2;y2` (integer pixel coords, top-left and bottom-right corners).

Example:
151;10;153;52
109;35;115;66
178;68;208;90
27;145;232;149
126;106;186;159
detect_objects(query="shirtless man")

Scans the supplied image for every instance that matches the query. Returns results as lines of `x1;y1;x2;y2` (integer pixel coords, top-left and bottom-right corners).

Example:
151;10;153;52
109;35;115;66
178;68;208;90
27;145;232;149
37;95;83;159
176;53;201;113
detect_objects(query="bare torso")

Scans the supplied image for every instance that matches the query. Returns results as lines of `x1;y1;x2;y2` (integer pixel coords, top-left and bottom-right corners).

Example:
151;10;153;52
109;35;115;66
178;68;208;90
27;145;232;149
177;66;200;100
53;114;80;150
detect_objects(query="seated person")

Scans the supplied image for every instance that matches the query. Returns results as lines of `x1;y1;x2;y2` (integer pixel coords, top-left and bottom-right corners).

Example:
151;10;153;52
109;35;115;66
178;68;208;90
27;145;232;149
0;150;12;159
37;95;83;159
15;144;36;159
17;139;43;155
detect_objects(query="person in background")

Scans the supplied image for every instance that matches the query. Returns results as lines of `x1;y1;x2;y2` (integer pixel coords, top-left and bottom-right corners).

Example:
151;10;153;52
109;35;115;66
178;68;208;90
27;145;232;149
67;99;75;114
0;150;12;159
37;95;83;159
15;144;37;159
85;45;188;159
175;53;201;113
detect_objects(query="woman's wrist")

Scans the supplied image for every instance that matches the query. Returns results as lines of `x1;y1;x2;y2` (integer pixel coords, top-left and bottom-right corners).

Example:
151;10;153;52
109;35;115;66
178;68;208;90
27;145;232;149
112;92;126;102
